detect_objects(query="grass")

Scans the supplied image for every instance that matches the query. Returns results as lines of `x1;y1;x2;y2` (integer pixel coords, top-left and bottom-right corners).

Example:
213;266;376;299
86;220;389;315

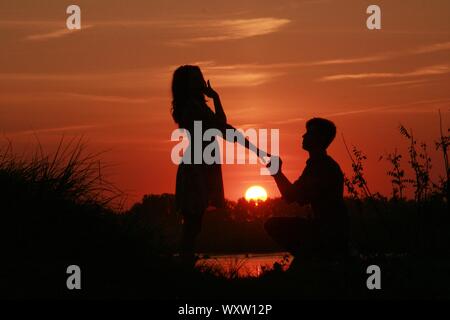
0;136;124;209
0;136;164;298
196;257;251;279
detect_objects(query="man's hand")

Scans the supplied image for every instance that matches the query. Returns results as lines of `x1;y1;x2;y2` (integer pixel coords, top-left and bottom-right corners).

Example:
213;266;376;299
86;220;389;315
203;80;219;99
257;150;271;164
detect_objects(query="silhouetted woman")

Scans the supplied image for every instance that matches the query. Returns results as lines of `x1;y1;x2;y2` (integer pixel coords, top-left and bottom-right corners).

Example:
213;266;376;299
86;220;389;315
171;65;266;264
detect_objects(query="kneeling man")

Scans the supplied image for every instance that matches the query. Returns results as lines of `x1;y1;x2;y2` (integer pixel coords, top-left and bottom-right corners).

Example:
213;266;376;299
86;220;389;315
266;118;349;262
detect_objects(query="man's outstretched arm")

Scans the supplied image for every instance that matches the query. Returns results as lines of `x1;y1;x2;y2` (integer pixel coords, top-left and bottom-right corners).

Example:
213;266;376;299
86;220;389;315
269;157;312;205
273;171;296;202
269;158;298;203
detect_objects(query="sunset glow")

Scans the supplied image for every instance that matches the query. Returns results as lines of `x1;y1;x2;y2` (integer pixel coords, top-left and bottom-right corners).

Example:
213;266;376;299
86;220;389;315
0;1;449;208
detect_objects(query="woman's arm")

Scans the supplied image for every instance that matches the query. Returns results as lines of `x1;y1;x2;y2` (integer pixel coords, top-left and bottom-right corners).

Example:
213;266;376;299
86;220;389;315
224;124;269;162
204;80;227;124
212;94;227;124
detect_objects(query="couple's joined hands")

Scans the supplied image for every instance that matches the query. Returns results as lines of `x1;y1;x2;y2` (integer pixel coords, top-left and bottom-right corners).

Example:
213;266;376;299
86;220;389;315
265;154;283;175
257;150;283;175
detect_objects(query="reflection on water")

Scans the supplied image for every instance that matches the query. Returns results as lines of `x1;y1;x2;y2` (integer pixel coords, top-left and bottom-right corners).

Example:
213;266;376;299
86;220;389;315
195;252;293;278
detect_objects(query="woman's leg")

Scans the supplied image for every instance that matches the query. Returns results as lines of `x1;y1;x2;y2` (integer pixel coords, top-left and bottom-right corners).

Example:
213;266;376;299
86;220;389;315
180;210;203;264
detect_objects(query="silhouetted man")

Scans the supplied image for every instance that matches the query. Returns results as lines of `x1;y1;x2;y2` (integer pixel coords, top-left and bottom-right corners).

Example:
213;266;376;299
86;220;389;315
265;118;348;262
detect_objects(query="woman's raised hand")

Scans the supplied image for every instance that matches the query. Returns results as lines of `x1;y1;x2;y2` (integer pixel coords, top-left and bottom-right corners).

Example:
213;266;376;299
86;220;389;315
203;80;219;99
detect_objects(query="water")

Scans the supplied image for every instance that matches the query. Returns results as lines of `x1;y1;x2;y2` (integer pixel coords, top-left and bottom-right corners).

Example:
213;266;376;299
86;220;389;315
195;252;293;278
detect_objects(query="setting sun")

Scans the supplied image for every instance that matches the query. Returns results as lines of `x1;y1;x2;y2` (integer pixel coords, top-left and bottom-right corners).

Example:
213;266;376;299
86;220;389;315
245;186;268;202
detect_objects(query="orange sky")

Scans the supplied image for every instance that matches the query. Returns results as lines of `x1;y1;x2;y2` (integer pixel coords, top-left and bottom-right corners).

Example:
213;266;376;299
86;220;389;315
1;0;450;208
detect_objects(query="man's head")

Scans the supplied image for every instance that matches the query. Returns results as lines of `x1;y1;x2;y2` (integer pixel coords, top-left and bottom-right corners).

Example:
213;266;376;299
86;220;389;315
302;118;336;152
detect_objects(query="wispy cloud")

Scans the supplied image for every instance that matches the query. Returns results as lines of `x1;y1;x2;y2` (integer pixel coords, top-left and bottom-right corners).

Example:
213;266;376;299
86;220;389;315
318;64;450;82
0;65;277;89
365;79;432;88
194;18;290;41
177;40;450;75
5;124;102;137
325;98;450;117
0;68;166;89
167;17;290;45
270;41;450;68
25;25;93;41
0;20;61;27
180;60;449;87
171;61;283;87
305;41;450;69
0;71;109;81
269;98;450;125
271;117;306;125
11;17;287;44
0;91;165;107
209;71;283;87
411;41;450;54
62;93;153;104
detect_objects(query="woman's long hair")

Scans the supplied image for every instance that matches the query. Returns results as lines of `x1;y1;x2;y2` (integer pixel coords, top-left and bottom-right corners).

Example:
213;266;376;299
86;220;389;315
171;65;206;125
